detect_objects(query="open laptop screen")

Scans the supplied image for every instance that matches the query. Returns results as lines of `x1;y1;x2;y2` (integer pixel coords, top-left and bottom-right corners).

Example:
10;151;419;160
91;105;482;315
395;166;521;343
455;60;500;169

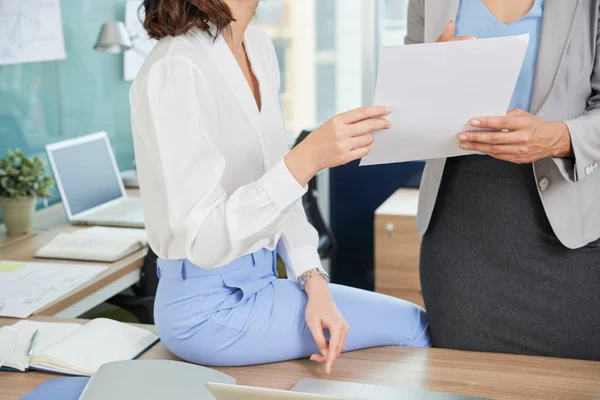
49;134;124;216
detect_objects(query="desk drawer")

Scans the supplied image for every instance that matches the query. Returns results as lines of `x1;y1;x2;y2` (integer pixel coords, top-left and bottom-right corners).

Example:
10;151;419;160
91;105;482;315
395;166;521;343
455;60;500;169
374;214;423;307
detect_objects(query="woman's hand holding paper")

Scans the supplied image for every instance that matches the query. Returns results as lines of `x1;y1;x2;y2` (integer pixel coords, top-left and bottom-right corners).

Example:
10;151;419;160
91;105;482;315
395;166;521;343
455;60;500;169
457;108;574;163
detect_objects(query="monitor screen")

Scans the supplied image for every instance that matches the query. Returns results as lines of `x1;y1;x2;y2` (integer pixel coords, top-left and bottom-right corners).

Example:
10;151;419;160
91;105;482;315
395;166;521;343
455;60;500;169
50;136;124;216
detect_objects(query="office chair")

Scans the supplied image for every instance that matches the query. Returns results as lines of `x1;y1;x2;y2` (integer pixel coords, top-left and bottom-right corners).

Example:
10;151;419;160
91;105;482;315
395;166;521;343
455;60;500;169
108;249;158;324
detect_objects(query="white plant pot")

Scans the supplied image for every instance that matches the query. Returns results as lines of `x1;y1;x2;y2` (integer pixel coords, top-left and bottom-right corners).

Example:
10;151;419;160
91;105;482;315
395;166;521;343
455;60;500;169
0;196;37;235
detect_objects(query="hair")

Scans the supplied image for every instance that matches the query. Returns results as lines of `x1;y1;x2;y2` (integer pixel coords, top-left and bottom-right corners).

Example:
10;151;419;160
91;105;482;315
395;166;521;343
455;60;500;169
141;0;235;40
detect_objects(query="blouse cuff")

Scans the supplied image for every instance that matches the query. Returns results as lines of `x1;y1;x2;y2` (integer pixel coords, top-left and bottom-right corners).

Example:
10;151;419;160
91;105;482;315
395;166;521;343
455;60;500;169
286;246;323;279
261;158;307;211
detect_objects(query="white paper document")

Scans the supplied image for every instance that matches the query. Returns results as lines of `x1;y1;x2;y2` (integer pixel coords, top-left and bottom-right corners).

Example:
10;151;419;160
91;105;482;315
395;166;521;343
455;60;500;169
0;261;108;318
360;34;529;166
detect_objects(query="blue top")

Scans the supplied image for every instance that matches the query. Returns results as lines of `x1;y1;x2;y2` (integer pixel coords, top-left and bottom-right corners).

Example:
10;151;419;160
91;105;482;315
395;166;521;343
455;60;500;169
455;0;544;112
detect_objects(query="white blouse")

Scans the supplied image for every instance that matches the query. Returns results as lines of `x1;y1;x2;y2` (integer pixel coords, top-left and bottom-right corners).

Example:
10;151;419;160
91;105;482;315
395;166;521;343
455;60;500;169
129;25;321;279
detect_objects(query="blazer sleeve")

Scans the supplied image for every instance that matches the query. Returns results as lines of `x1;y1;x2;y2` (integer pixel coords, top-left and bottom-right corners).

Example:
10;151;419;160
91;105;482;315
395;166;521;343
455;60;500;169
139;57;307;269
405;0;425;45
558;11;600;182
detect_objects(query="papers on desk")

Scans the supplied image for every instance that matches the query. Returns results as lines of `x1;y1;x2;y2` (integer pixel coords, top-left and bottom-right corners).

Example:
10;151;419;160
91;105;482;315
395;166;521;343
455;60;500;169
360;34;529;166
0;261;108;318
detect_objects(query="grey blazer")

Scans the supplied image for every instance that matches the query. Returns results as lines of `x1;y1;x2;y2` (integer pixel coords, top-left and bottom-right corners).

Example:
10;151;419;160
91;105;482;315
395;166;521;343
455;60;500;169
407;0;600;249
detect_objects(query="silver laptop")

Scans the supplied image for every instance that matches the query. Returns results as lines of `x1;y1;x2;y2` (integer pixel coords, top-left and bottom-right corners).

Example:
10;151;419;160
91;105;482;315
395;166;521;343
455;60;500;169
206;380;491;400
46;132;144;228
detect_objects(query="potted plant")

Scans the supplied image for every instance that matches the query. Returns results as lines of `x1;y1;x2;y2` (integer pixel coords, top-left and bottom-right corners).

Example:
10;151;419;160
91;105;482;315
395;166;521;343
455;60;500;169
0;149;54;235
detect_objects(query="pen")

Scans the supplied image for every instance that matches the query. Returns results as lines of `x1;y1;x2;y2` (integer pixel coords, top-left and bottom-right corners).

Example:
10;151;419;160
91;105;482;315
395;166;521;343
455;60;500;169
27;330;39;356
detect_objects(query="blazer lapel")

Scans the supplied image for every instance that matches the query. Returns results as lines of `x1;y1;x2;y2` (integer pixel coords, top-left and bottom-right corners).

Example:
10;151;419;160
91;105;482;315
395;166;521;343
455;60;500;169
424;0;460;42
191;28;264;138
530;0;580;114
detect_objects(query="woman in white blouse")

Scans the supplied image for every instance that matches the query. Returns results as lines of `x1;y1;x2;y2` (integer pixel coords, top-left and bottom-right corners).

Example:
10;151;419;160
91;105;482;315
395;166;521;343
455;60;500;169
130;0;430;373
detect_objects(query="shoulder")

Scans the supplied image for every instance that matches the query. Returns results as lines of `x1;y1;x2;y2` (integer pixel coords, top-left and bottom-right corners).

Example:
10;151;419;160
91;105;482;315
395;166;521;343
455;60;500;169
132;34;209;95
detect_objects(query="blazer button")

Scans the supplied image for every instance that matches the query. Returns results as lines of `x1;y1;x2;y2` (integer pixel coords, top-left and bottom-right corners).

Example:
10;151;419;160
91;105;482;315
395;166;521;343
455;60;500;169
585;165;594;176
538;177;550;192
594;162;599;171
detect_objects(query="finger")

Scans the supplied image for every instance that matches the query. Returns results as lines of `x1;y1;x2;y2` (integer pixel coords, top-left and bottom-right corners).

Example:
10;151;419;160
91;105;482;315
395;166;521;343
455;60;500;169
469;115;527;130
488;153;531;164
350;118;391;136
335;323;348;360
310;354;327;363
349;134;374;150
336;106;392;125
325;325;343;374
307;323;329;358
436;20;455;42
450;35;477;41
507;108;529;116
346;145;371;163
457;130;526;145
459;141;530;157
341;324;349;355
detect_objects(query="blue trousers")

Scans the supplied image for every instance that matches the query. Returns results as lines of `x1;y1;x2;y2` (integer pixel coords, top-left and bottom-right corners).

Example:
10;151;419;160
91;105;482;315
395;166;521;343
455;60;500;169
154;249;431;366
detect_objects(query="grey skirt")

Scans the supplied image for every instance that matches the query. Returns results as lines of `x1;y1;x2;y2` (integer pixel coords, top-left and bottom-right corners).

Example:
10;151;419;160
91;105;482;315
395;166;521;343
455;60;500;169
420;155;600;361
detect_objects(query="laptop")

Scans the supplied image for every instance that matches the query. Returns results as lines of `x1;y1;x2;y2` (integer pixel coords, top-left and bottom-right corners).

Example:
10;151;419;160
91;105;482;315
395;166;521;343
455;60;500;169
46;132;144;228
206;380;491;400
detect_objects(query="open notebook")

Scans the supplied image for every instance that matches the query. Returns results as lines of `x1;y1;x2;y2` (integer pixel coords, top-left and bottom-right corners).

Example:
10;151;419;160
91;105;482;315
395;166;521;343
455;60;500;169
1;319;158;376
35;226;148;262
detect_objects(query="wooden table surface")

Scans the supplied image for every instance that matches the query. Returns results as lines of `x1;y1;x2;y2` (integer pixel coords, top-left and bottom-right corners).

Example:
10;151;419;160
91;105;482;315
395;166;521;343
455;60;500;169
1;317;598;400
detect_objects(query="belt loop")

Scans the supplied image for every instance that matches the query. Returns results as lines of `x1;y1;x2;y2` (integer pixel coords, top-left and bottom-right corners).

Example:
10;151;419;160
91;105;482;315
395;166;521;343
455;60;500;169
181;261;187;280
251;252;257;266
156;263;161;279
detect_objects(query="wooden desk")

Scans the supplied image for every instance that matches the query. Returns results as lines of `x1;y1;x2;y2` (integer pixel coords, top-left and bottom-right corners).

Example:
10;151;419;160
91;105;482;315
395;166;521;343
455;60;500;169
374;189;423;307
0;191;147;317
1;317;598;400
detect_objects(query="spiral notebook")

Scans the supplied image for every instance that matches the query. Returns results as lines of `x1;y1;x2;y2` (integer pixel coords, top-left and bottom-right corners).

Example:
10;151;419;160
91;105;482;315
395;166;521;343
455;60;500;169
0;319;158;376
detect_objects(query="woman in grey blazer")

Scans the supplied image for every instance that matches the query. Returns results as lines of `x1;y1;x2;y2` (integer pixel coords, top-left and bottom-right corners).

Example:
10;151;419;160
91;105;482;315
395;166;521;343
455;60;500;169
407;0;600;361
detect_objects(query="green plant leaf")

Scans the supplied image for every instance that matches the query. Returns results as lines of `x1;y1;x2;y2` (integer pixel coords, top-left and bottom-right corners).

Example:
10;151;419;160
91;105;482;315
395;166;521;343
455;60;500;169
0;149;55;199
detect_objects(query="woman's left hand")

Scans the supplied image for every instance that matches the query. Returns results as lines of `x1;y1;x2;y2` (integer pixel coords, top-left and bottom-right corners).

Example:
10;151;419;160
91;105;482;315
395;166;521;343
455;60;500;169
304;276;349;375
457;108;574;163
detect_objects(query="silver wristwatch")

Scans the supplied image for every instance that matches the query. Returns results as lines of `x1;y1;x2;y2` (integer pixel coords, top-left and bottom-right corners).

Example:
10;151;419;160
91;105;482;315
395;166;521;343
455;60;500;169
298;267;330;290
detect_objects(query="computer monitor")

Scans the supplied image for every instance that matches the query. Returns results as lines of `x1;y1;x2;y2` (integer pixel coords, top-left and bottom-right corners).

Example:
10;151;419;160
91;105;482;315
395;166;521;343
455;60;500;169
46;132;126;220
